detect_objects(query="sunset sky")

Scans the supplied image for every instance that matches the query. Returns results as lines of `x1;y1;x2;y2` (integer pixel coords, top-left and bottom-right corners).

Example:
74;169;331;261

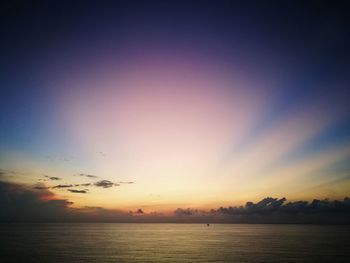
1;1;349;217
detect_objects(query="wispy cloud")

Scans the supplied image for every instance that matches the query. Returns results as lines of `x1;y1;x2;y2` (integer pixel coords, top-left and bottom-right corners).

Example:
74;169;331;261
33;185;51;190
32;180;125;191
68;189;88;194
52;184;73;189
44;175;61;180
74;183;91;187
0;169;18;175
76;173;99;179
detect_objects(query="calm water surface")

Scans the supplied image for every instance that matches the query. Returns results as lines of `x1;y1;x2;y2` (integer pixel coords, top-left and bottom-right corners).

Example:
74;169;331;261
1;224;349;262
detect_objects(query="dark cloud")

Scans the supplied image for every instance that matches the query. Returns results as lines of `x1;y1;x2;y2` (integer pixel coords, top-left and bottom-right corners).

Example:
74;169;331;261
74;174;134;187
0;179;131;222
73;173;134;188
94;180;118;188
52;184;73;189
174;208;201;216
77;173;98;179
171;197;350;224
0;180;73;222
44;175;61;180
74;183;91;187
34;183;92;190
215;197;350;216
68;189;88;194
128;209;144;215
33;185;50;190
136;208;144;214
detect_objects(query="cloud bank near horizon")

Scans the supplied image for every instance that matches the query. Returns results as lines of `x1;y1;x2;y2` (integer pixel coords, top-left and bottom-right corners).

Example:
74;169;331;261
1;179;349;224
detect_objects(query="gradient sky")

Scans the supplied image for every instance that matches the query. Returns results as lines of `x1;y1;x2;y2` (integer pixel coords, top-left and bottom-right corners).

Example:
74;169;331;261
1;0;350;213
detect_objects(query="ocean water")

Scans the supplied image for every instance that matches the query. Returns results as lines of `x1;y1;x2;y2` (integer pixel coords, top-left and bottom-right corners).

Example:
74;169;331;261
1;224;349;262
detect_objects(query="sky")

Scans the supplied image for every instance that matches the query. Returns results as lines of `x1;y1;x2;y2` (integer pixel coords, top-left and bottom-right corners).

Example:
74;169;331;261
1;0;350;222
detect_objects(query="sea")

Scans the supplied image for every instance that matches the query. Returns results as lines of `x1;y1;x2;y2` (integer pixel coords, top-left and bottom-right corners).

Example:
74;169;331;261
1;223;349;262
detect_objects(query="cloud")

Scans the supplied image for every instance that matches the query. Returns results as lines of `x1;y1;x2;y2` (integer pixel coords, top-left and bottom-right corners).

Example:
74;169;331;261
33;185;51;190
74;173;134;187
44;175;61;180
0;169;18;176
1;175;349;223
214;197;350;216
170;197;350;223
0;169;22;180
74;183;91;187
174;208;201;216
77;173;98;179
68;189;88;194
136;208;144;214
33;180;123;191
34;183;92;190
94;180;118;188
0;180;73;222
52;184;73;189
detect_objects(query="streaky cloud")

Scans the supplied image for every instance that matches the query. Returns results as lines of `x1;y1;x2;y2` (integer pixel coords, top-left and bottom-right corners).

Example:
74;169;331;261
74;183;91;187
68;189;88;194
77;173;99;179
44;175;61;180
33;185;51;190
52;184;73;189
